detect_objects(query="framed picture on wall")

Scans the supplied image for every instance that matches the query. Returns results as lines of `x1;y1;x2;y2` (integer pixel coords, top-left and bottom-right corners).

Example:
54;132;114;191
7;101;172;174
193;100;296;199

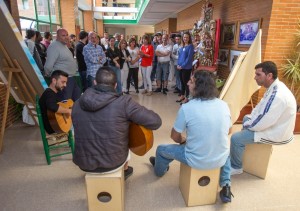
238;19;261;46
218;49;229;66
222;22;236;45
229;50;243;70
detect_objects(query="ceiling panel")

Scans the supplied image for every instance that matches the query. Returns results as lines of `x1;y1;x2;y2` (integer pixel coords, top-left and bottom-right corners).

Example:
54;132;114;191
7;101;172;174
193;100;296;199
138;0;202;25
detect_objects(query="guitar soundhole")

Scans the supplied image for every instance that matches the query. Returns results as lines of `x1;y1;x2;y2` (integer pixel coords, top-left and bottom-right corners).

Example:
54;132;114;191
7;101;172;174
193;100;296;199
198;176;210;186
97;192;112;203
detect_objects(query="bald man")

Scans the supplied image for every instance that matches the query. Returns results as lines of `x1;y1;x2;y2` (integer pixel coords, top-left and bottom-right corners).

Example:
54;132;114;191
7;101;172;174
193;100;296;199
44;28;81;101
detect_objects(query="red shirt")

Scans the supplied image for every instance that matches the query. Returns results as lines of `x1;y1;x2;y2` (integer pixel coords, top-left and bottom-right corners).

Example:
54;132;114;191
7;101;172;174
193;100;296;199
140;44;153;67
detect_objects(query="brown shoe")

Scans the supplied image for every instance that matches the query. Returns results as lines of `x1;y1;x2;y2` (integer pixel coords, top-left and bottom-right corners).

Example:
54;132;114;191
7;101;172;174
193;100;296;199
142;90;148;94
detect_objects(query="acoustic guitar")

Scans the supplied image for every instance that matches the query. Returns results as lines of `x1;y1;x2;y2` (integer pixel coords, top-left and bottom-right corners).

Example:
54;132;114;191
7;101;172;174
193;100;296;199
47;99;73;133
128;123;153;156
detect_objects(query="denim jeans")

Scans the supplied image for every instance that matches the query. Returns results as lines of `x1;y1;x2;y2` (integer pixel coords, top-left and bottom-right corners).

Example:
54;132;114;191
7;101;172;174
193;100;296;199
230;116;255;169
151;61;157;81
109;65;122;94
87;75;95;88
174;65;181;90
154;144;231;187
156;62;169;81
154;144;188;177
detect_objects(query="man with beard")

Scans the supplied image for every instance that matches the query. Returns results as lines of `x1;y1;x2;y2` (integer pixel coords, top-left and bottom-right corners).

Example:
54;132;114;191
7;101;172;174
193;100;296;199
44;28;81;101
39;70;72;134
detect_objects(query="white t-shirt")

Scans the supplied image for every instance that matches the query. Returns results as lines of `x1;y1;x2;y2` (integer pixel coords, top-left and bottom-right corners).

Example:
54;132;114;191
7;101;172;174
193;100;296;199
174;98;231;169
156;44;172;63
127;46;139;68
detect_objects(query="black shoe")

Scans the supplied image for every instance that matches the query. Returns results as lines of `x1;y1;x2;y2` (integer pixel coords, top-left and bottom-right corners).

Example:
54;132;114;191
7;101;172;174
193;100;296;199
219;184;234;203
163;88;167;95
139;85;144;89
136;89;139;93
149;156;169;171
124;166;133;180
173;89;180;93
164;88;169;92
124;91;130;94
149;156;155;167
154;88;161;93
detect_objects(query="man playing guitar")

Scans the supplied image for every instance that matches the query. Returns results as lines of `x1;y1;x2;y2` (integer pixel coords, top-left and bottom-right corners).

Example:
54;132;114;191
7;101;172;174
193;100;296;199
39;70;72;134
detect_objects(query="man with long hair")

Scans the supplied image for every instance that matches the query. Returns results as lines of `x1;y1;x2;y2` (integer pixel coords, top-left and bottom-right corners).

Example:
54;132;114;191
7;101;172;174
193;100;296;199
150;70;233;203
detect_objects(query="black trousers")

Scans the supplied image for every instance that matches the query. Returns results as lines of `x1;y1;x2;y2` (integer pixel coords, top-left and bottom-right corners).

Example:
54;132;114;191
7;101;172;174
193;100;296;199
127;67;139;90
179;69;192;97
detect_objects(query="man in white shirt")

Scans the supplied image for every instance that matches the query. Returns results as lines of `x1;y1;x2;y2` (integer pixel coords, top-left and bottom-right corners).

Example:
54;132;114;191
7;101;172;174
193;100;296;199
100;32;109;49
231;61;297;175
154;34;172;94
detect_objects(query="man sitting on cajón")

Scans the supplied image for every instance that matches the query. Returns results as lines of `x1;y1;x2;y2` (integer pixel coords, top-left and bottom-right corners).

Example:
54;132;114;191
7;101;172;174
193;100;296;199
72;66;162;179
39;70;72;134
230;61;297;175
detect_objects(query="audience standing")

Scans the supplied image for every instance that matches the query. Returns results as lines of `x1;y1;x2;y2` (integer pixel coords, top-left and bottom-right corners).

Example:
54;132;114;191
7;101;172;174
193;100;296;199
83;32;107;88
119;39;131;94
107;37;122;94
139;35;154;96
44;28;81;101
127;38;140;93
177;32;194;104
155;34;172;95
41;31;52;49
172;34;182;94
75;31;88;92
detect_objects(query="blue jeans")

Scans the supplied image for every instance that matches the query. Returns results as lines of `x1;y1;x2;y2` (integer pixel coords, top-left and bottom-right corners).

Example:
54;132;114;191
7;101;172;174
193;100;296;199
154;144;231;187
87;75;95;88
230;116;255;169
174;65;181;90
109;65;122;94
151;60;157;81
156;62;169;81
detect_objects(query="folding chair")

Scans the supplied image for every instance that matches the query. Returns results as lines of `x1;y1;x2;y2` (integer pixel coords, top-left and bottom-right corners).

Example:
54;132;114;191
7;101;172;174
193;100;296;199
35;95;74;165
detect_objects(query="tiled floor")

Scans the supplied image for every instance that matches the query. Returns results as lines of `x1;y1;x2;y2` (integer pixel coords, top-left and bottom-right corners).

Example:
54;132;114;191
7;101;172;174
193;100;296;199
1;88;300;211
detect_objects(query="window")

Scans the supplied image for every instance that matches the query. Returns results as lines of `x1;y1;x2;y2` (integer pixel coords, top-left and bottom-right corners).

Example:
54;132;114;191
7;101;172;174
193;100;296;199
17;0;61;34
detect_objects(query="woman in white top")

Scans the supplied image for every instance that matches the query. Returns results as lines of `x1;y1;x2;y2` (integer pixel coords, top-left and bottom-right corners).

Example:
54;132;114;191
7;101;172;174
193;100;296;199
127;38;140;93
118;39;131;94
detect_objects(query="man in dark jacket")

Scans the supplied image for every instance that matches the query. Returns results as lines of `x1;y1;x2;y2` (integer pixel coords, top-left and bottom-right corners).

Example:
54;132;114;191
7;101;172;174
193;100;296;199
72;66;162;179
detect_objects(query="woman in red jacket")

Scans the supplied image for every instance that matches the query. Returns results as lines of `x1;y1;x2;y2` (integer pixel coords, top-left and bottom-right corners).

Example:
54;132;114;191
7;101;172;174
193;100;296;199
139;35;154;96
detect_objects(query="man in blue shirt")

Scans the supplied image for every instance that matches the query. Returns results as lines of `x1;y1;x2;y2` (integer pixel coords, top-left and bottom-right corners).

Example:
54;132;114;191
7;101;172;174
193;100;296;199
150;70;233;203
83;31;107;88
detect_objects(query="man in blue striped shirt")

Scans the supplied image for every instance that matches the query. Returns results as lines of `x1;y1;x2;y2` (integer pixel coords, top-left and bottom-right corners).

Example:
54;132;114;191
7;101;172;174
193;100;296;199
83;31;107;88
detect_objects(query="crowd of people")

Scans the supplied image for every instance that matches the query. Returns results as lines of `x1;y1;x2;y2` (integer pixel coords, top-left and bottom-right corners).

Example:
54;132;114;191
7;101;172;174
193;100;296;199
34;28;296;205
27;28;206;103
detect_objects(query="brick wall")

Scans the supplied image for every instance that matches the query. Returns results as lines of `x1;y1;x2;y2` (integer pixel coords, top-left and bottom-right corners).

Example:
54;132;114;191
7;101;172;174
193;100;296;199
83;11;94;32
176;0;300;103
96;19;104;36
60;0;76;35
155;19;171;34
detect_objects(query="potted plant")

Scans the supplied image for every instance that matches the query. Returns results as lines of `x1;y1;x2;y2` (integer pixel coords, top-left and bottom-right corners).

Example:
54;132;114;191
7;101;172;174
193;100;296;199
281;19;300;133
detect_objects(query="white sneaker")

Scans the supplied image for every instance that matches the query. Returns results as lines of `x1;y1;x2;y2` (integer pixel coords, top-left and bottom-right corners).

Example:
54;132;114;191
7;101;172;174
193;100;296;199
231;167;243;175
